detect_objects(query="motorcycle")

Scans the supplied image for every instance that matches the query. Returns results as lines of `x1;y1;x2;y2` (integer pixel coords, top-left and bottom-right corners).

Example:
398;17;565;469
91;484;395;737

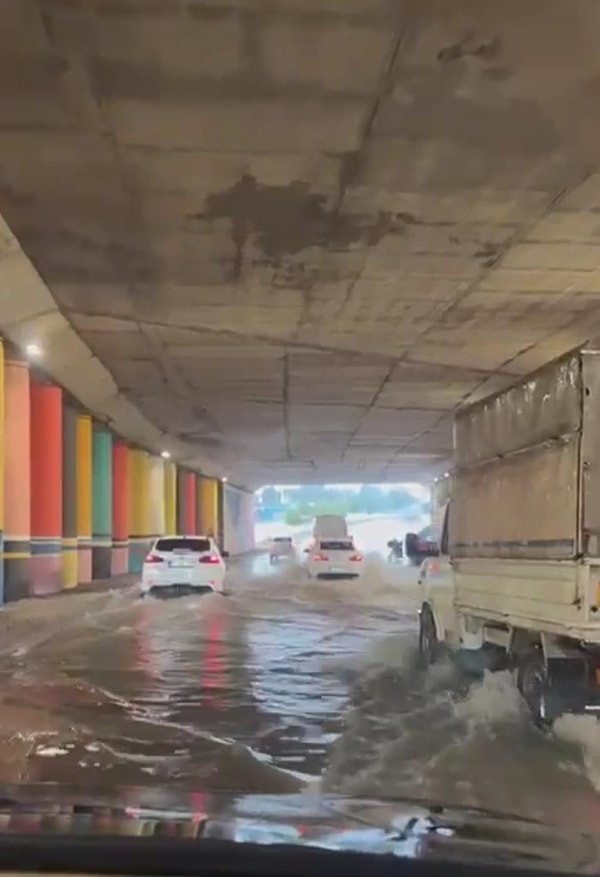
387;539;403;563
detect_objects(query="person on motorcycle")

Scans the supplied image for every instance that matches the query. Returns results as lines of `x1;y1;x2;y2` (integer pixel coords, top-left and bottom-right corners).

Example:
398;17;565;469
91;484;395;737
387;538;403;562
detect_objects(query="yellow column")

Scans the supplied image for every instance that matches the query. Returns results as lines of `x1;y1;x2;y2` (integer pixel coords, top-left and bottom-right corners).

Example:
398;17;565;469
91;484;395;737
128;449;149;573
148;456;165;537
76;414;93;584
199;478;219;536
164;461;176;534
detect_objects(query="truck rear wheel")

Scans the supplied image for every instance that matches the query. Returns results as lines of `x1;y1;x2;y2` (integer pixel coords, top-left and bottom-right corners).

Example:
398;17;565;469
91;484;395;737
517;651;551;728
419;605;439;667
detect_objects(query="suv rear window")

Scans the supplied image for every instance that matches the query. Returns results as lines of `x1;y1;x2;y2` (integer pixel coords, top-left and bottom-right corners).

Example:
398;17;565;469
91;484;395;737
155;538;211;553
320;540;354;551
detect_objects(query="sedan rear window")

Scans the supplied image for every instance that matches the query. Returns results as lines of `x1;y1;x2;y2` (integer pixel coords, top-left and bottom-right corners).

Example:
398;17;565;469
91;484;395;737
155;538;211;553
319;540;354;551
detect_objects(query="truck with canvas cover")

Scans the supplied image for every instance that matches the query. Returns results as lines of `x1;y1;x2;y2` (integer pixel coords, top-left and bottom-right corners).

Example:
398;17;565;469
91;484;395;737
419;340;600;724
312;515;349;540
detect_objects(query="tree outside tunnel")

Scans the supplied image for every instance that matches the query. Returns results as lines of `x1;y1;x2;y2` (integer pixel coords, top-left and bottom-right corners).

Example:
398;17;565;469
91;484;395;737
256;483;429;527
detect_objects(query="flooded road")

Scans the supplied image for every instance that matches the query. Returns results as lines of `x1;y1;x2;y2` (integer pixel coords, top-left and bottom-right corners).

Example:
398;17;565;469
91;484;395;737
1;518;600;833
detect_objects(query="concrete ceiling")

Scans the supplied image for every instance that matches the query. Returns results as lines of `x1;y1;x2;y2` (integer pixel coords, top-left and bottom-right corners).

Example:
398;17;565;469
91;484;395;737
3;1;600;487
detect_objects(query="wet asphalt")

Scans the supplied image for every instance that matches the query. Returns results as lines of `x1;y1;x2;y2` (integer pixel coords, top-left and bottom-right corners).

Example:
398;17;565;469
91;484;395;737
0;518;599;834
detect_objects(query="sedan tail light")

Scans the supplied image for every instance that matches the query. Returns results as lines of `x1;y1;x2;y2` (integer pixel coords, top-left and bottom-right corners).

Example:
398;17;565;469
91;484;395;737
145;554;164;564
199;555;220;564
349;554;363;562
313;554;329;562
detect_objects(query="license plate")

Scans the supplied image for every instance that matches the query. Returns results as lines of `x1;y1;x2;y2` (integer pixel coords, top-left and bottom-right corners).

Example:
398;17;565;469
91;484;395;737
170;560;192;568
331;566;344;573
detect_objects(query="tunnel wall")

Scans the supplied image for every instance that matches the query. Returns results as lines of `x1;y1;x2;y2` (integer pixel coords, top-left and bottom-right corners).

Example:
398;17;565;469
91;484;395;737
0;339;239;603
222;484;255;556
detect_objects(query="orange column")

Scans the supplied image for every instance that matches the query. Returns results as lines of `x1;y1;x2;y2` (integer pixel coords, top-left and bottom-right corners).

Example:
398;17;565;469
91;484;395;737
3;359;31;601
30;382;63;595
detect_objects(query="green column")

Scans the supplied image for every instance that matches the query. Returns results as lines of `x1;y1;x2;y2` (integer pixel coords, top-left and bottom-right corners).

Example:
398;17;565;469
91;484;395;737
92;428;112;579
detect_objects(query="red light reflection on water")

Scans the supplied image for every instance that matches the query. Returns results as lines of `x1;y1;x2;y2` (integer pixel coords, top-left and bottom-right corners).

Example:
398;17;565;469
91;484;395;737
133;602;228;710
134;601;163;682
201;615;226;710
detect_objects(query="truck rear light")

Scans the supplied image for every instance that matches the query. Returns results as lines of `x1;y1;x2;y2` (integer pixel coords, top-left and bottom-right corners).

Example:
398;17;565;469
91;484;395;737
145;554;164;564
349;554;363;562
199;555;220;564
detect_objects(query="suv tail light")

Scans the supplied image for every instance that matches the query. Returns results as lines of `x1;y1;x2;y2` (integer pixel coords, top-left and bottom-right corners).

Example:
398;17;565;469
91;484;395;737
313;554;328;562
199;555;220;564
145;554;164;564
349;554;363;562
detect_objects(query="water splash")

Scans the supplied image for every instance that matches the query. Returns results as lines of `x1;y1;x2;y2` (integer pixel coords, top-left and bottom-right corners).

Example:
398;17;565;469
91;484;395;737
453;670;525;724
553;714;600;793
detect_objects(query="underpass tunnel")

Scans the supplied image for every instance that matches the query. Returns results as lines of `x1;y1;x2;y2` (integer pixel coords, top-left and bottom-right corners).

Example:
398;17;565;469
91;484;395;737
0;0;591;607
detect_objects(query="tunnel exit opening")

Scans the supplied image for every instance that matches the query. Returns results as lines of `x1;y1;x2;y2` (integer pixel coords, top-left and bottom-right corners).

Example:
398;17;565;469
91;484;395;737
254;483;431;554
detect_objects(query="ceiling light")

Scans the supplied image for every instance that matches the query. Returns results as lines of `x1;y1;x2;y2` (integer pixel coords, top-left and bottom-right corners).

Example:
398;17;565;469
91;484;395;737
160;450;171;459
222;476;228;482
25;342;42;359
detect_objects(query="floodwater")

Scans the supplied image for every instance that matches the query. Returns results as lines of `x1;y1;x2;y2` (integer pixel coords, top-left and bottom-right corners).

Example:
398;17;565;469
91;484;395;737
1;517;600;832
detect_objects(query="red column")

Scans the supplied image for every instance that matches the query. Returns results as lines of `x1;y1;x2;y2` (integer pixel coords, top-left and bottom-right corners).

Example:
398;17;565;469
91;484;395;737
185;472;197;535
30;383;63;595
111;442;130;575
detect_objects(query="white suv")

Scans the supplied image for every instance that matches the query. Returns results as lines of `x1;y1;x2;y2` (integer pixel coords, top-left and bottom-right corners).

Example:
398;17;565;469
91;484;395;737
141;535;228;596
305;538;364;579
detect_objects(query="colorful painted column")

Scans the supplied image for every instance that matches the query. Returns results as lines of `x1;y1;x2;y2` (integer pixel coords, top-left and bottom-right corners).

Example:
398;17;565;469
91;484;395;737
128;449;140;572
92;427;112;580
30;382;63;595
141;451;153;549
185;472;197;535
62;406;79;588
217;478;225;552
176;467;187;534
148;456;165;540
198;475;218;536
111;442;130;575
164;460;176;535
128;449;150;573
76;414;93;584
195;476;204;535
199;477;219;540
3;358;31;601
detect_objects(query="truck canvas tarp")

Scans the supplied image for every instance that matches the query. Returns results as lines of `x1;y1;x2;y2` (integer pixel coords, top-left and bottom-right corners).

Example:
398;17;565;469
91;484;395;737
312;515;349;540
450;342;600;560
